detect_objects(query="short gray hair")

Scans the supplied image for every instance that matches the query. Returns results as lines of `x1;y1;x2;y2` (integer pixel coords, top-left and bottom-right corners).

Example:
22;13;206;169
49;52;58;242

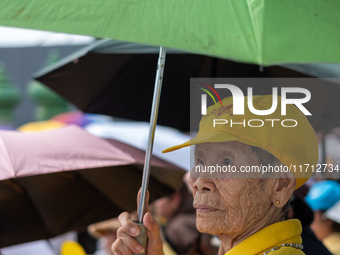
250;146;281;166
250;145;290;217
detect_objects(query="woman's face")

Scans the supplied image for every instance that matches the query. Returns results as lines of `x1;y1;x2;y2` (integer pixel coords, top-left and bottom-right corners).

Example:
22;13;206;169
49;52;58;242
190;142;273;237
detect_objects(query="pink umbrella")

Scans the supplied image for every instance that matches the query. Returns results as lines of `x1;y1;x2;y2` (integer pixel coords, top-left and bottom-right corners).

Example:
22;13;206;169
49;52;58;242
0;125;185;248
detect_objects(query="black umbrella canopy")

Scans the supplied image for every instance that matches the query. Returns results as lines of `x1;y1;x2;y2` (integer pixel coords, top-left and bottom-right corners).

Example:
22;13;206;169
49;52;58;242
34;39;340;132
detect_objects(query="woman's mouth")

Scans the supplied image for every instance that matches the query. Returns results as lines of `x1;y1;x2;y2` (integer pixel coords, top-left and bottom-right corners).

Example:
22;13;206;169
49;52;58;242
193;204;218;213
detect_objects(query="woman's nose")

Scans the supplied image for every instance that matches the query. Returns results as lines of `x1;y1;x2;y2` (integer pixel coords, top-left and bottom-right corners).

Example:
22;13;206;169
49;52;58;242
190;176;216;193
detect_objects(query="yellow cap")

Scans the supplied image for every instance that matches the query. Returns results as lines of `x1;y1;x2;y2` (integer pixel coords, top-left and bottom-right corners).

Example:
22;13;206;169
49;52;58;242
163;95;318;189
61;241;86;255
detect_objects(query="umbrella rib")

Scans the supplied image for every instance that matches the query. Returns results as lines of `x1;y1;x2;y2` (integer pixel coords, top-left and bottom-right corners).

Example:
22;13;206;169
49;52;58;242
76;164;176;212
74;169;125;210
8;179;55;238
245;0;264;64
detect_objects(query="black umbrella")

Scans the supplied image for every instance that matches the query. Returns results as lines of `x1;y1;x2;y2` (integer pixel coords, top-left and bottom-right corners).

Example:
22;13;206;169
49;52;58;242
34;39;340;132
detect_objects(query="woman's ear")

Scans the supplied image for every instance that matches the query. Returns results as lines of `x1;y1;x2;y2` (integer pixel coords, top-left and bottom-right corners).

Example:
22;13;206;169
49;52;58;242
271;171;296;208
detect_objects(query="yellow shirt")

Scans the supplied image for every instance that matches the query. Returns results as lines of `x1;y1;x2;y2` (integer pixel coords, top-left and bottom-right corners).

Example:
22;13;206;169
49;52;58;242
225;219;305;255
323;232;340;255
157;216;178;255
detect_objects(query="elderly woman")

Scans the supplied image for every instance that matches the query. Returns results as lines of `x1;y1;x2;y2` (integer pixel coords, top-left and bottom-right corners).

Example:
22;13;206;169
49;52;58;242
112;95;318;255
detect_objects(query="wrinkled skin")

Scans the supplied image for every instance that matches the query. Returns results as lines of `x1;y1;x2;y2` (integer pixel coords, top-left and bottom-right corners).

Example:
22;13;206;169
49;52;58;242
191;142;288;254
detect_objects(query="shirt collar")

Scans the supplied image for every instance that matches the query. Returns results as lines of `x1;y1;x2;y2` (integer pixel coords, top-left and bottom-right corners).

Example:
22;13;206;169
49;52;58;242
225;219;302;255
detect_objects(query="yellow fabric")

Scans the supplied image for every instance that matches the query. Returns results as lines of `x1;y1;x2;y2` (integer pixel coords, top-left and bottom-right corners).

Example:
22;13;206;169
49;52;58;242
18;120;66;132
163;95;318;189
323;232;340;255
156;216;178;255
163;241;178;255
224;219;305;255
60;241;86;255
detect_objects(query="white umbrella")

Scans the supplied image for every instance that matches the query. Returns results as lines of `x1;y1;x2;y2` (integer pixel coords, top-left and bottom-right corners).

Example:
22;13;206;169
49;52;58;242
0;26;94;47
85;121;190;171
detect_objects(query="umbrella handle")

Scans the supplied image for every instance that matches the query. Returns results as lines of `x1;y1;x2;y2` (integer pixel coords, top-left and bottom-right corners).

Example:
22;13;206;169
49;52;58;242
133;221;148;255
138;46;167;223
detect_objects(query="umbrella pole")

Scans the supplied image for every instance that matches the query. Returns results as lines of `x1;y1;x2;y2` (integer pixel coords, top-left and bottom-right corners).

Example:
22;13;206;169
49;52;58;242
138;46;167;223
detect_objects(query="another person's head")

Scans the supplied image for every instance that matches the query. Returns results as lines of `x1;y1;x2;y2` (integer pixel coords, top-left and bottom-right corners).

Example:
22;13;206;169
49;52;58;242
305;180;340;240
153;182;194;222
163;95;318;247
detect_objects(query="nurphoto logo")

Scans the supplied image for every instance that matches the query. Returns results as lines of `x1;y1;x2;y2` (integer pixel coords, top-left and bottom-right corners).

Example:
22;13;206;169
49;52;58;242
198;83;312;128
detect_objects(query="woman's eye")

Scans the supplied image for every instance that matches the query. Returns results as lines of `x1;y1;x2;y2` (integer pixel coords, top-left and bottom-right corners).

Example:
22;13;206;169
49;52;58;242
196;158;204;166
224;158;232;165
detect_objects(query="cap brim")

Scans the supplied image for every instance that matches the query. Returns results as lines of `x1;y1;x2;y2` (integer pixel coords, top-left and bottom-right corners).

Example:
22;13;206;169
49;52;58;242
162;131;263;153
325;201;340;224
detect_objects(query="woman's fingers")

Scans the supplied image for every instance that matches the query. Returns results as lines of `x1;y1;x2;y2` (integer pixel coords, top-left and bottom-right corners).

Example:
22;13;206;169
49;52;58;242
112;212;145;254
143;212;164;254
118;212;140;237
111;238;134;255
112;190;164;255
115;226;145;254
137;189;150;213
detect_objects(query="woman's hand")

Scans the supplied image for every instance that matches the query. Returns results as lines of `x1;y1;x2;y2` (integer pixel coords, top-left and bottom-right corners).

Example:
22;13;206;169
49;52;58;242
111;190;164;255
